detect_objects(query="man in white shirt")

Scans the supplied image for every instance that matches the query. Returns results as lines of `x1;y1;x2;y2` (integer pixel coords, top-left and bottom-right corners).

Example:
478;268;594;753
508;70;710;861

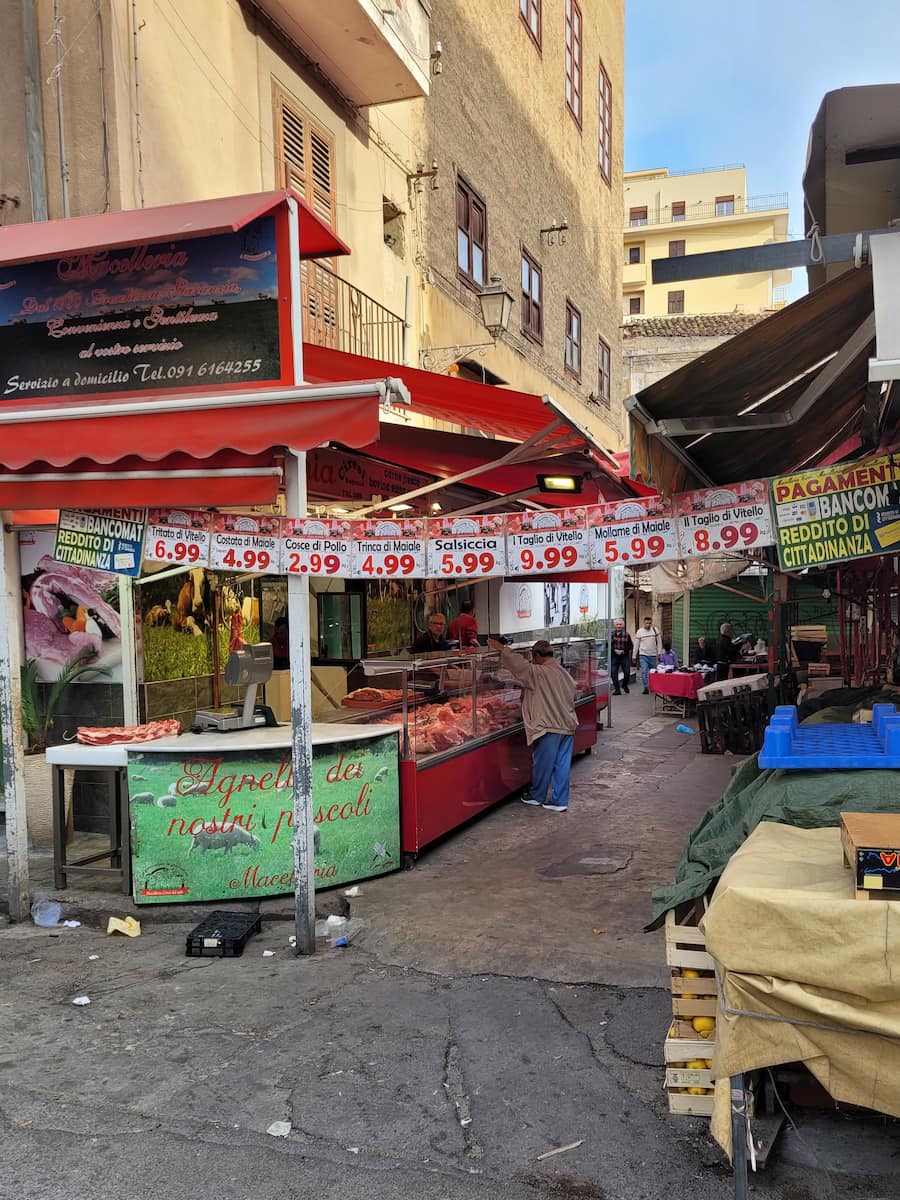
632;616;662;694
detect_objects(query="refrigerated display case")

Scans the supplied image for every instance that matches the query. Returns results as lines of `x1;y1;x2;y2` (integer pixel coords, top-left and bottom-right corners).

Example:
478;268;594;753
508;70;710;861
326;640;598;856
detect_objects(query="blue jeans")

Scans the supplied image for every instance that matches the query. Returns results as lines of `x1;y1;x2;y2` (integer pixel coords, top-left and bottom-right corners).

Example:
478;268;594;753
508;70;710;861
530;732;574;808
639;654;657;689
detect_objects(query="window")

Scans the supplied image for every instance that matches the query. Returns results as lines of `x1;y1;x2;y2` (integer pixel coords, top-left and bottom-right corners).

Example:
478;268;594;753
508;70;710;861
627;245;641;264
629;206;648;226
671;201;685;221
597;337;611;407
521;249;543;342
564;300;581;377
519;0;540;47
273;84;335;228
598;61;612;183
668;239;685;257
456;176;487;287
715;194;735;216
628;293;643;315
565;0;582;125
667;290;685;314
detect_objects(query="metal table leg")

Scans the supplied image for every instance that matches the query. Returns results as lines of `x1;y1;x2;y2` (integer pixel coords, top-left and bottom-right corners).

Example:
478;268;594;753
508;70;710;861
52;765;67;890
118;769;132;896
731;1073;750;1200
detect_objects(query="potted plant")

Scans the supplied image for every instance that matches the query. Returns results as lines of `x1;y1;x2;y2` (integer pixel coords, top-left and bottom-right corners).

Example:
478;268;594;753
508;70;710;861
20;650;108;848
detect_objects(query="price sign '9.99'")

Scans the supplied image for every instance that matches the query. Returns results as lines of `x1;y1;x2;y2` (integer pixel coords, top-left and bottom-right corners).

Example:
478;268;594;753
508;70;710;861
350;518;427;580
210;514;281;573
505;508;589;574
281;518;352;577
144;509;212;568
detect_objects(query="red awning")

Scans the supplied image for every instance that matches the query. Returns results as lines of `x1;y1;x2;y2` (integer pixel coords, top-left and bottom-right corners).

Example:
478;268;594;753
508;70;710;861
354;422;633;506
0;451;283;510
303;344;581;445
0;190;349;265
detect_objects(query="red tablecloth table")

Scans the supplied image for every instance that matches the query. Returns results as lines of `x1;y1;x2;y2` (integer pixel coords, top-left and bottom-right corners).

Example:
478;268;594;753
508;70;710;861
648;670;704;715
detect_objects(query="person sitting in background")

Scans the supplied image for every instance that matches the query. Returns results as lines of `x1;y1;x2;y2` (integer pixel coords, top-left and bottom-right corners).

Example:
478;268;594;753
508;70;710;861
659;641;678;668
412;612;449;653
448;599;479;649
270;616;290;670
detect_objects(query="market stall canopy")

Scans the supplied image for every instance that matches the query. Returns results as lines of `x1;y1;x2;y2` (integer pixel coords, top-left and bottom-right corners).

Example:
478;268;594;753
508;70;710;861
0;190;350;264
350;421;636;509
627;265;877;495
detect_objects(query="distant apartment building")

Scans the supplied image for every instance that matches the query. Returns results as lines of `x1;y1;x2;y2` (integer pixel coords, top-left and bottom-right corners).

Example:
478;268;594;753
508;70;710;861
0;0;626;450
623;165;790;319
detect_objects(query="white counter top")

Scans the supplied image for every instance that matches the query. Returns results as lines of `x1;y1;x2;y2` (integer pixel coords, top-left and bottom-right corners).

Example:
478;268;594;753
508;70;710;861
46;722;398;769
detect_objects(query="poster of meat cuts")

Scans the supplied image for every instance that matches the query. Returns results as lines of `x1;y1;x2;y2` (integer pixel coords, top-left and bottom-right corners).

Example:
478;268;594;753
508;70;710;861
673;480;775;557
588;497;679;568
350;517;426;580
126;733;400;903
506;507;589;574
281;517;353;577
425;514;507;578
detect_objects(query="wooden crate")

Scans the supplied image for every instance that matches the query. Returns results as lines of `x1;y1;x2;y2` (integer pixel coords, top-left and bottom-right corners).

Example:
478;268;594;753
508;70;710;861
664;899;714;972
664;1037;715;1116
670;969;717;1020
840;811;900;900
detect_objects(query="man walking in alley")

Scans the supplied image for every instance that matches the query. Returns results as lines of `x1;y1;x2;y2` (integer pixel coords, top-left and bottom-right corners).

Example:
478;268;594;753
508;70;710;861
610;618;632;695
633;615;662;694
487;638;577;811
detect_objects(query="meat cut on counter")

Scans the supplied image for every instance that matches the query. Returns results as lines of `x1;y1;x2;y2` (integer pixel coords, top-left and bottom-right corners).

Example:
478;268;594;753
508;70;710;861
77;719;182;745
382;693;522;755
341;687;404;708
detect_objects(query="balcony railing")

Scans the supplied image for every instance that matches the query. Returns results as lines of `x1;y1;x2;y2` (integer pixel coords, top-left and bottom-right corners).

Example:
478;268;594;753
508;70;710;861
302;260;405;364
626;192;789;228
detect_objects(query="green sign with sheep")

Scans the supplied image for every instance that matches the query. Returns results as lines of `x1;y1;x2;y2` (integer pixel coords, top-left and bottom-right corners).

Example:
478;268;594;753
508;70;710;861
126;732;400;903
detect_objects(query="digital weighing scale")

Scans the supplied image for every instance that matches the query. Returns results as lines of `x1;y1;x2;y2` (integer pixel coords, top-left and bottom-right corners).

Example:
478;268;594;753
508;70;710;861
193;642;279;732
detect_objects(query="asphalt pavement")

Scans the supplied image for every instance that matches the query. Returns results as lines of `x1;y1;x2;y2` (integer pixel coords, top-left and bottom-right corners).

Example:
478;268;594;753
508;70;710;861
2;689;899;1200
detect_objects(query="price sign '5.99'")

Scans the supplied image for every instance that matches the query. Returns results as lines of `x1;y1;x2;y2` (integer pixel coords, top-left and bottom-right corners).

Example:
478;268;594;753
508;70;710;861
588;500;679;568
426;515;507;578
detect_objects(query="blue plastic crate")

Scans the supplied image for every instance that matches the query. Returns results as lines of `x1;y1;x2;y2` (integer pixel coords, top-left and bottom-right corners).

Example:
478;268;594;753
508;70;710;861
758;704;900;770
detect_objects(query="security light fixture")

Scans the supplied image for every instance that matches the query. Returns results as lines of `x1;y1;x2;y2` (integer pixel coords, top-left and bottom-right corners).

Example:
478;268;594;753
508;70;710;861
538;474;583;494
388;502;415;512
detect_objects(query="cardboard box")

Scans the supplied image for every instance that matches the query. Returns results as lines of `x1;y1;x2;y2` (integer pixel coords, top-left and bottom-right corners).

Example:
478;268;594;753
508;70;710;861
840;811;900;898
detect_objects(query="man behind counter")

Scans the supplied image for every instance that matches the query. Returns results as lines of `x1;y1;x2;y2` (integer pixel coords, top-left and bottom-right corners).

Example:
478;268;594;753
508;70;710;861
412;612;449;653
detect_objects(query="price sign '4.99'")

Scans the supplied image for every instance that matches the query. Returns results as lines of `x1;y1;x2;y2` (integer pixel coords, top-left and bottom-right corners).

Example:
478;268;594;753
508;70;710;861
210;514;281;573
673;481;775;558
350;518;427;580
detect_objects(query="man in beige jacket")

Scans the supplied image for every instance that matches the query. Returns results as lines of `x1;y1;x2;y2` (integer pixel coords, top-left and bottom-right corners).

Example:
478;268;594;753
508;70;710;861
488;638;577;812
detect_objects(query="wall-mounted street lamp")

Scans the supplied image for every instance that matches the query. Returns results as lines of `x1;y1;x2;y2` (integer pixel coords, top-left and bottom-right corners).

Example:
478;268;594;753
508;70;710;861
538;474;583;494
420;275;515;372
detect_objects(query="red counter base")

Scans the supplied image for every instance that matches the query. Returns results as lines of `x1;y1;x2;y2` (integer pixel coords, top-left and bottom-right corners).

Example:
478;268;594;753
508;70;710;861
401;696;597;855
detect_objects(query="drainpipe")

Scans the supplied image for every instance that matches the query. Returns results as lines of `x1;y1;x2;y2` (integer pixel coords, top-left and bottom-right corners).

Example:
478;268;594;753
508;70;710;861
21;0;48;220
51;0;70;217
402;274;411;365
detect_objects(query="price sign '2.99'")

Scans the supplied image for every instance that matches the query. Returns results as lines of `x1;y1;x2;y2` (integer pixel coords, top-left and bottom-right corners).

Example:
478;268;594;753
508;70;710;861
280;518;352;577
210;514;281;573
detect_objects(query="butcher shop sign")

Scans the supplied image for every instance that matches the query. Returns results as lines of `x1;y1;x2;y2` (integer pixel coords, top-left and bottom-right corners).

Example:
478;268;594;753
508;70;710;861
126;732;400;903
54;507;147;577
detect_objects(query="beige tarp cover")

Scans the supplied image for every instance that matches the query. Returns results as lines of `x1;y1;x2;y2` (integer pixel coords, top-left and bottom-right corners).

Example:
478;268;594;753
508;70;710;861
700;822;900;1156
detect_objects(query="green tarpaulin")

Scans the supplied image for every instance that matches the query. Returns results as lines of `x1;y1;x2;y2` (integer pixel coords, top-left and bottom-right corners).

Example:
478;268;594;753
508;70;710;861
648;687;900;930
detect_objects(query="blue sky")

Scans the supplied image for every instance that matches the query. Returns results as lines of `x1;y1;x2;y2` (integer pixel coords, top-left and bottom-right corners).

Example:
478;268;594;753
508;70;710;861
625;0;899;299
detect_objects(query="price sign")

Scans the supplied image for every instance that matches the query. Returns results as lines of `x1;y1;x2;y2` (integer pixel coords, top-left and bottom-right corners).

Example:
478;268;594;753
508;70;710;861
210;514;281;573
144;508;212;567
281;518;352;577
588;499;679;567
506;507;589;574
674;481;775;557
426;515;506;578
350;518;426;579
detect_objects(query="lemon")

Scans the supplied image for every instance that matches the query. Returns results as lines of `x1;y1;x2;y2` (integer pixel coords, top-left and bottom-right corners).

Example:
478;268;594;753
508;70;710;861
686;1059;707;1070
682;969;701;979
667;1023;676;1038
692;1016;716;1034
704;1060;713;1069
687;1087;706;1095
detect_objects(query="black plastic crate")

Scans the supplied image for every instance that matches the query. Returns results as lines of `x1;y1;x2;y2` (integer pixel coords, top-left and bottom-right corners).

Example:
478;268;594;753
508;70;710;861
185;910;262;958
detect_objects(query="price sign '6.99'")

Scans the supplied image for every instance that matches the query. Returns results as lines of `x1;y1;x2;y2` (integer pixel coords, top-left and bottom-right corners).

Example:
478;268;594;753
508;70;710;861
144;509;212;568
426;515;507;578
210;514;281;573
281;518;352;577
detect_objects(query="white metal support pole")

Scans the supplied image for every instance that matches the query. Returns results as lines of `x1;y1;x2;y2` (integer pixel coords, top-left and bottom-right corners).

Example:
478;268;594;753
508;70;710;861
286;197;316;955
0;518;30;920
605;579;613;729
117;577;138;726
682;587;691;669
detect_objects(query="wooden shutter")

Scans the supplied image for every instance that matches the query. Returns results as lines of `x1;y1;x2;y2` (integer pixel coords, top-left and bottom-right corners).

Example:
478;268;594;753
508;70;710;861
273;84;336;230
